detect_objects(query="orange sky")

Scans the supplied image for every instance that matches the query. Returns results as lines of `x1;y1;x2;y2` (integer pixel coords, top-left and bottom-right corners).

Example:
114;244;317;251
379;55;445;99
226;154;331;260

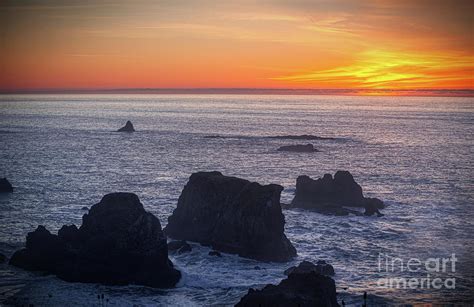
0;0;473;93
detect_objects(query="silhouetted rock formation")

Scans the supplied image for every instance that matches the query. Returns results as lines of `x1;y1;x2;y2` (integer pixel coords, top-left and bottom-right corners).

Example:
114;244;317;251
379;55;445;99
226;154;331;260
0;178;13;193
284;260;335;276
291;171;384;215
269;134;335;140
164;171;296;262
235;271;339;307
117;120;135;132
364;202;384;217
168;240;192;254
10;193;180;288
277;144;318;152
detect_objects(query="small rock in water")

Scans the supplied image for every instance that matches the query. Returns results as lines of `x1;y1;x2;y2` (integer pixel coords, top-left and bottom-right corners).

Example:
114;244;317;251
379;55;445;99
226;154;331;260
284;260;335;276
277;144;318;152
81;206;89;211
168;240;192;254
117;120;135;132
209;250;222;257
0;178;13;193
236;271;338;307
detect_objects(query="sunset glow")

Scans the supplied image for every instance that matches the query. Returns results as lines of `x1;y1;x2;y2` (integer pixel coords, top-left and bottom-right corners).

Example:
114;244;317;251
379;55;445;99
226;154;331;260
0;0;473;94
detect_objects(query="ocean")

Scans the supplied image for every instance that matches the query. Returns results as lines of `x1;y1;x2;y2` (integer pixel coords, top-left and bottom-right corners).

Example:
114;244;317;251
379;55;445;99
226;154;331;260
0;94;473;306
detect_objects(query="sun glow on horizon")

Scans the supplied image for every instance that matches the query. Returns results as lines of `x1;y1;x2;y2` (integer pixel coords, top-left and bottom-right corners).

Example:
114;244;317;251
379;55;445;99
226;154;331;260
0;0;473;94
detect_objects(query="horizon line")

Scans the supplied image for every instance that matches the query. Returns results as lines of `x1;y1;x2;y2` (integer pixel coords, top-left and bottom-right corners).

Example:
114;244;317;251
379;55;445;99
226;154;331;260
1;87;473;97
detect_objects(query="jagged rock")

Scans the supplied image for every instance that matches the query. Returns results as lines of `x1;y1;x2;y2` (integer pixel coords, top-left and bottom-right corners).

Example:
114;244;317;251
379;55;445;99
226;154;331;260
284;260;335;276
117;120;135;132
0;253;6;263
209;250;222;257
0;178;13;193
277;144;318;153
81;206;89;210
10;193;180;288
168;240;192;254
235;271;339;307
291;171;384;215
165;171;296;262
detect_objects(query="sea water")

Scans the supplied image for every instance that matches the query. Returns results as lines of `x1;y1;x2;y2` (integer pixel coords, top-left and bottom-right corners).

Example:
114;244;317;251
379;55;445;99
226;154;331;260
0;94;473;305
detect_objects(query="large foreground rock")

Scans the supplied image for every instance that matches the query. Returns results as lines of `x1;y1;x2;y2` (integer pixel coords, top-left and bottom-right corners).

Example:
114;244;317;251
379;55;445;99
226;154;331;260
236;271;339;307
10;193;180;288
0;178;13;193
164;171;296;262
117;120;135;132
291;171;384;215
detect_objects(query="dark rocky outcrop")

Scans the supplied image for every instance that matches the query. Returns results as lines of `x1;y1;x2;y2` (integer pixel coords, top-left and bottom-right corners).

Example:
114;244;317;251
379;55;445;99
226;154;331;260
235;271;339;307
284;260;335;277
168;240;192;254
269;135;335;141
164;171;296;262
291;171;384;215
0;178;13;193
117;120;135;132
10;193;180;288
0;253;6;263
277;144;318;153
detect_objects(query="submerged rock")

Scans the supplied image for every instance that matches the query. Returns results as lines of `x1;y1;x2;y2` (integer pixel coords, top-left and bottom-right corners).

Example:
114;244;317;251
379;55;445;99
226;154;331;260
277;144;318;153
235;271;339;307
164;171;296;262
0;178;13;193
10;193;180;288
284;260;335;276
291;171;384;215
209;250;222;257
117;120;135;132
168;240;192;254
269;134;335;140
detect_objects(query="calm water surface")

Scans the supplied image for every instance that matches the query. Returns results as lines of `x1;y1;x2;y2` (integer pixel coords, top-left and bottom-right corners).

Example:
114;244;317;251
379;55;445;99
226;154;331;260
0;94;473;306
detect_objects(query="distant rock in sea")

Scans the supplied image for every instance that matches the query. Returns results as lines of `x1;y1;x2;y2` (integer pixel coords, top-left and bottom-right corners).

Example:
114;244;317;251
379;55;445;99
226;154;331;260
269;134;335;141
235;270;339;307
291;171;384;216
284;260;335;277
10;192;181;288
117;120;135;132
0;178;13;193
277;144;318;153
164;171;296;262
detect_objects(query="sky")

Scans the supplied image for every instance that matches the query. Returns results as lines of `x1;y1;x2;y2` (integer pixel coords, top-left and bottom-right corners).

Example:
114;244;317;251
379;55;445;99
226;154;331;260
0;0;473;93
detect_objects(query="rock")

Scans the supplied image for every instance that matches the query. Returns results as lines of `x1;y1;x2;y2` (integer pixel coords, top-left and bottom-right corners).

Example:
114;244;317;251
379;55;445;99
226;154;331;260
269;135;335;140
284;260;335;276
0;178;13;193
235;271;339;307
10;193;181;288
0;253;6;263
291;171;384;214
168;240;192;254
165;171;296;262
277;144;318;153
364;200;384;217
81;206;89;210
117;120;135;132
208;250;222;257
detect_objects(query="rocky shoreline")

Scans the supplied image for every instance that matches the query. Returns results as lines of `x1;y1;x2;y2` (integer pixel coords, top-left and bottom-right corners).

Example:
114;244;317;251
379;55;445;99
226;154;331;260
7;170;385;305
